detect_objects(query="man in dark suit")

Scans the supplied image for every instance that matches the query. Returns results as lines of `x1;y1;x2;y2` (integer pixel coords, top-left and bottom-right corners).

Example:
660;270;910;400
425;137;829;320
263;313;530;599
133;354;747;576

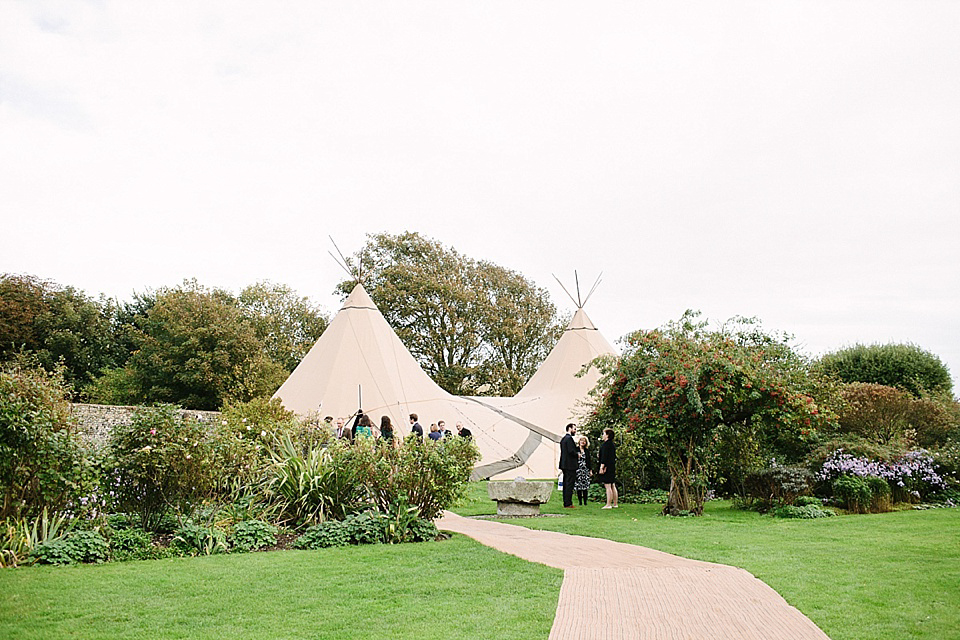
409;413;424;440
559;423;578;508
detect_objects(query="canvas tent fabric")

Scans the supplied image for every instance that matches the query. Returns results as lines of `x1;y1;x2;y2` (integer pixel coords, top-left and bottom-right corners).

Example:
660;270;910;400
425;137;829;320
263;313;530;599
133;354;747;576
273;283;617;480
272;283;557;479
469;306;617;476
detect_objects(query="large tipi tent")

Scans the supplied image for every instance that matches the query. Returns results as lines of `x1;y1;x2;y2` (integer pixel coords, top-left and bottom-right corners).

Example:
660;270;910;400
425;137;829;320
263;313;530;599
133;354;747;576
272;283;562;479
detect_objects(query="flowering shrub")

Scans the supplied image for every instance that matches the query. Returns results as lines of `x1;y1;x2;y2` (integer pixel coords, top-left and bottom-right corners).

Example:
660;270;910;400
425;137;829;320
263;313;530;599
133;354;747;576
0;364;90;520
818;449;947;502
106;405;216;531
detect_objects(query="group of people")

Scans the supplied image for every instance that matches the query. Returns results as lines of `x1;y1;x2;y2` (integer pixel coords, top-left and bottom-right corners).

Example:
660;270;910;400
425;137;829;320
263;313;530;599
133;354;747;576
559;423;618;509
324;411;473;444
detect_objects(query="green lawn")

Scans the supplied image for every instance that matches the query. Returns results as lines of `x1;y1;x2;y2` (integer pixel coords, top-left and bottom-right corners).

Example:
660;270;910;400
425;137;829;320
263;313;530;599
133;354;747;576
3;485;956;640
0;535;561;639
452;482;960;640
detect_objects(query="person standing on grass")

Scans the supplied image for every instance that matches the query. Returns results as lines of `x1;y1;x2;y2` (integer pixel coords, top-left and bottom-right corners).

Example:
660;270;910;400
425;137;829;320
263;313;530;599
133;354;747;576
574;435;592;506
598;428;618;509
559;423;579;508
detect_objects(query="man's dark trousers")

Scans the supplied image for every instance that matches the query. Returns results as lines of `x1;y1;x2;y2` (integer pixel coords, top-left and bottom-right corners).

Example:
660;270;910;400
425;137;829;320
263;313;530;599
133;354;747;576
562;469;576;507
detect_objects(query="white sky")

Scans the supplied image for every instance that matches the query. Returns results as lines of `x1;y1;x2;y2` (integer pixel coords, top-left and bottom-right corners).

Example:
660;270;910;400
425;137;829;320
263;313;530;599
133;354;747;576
2;1;959;388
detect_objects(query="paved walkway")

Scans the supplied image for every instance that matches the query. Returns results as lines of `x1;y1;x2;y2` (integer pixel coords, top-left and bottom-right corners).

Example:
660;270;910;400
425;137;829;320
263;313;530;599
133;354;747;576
438;511;830;640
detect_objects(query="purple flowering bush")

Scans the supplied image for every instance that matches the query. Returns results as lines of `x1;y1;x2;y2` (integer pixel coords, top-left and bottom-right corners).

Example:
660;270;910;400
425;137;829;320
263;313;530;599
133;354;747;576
818;449;947;502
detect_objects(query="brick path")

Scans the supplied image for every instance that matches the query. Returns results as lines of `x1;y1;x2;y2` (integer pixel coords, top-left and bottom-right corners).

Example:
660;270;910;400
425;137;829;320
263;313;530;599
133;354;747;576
438;512;830;640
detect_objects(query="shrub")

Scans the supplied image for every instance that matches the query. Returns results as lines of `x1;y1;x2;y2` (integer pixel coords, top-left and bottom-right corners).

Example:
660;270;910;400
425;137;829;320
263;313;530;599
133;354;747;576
344;512;385;545
818;449;946;501
795;495;823;507
229;520;278;552
837;383;957;447
772;504;835;519
408;518;439;542
865;476;892;512
294;521;350;550
106;404;216;531
30;530;109;565
741;464;812;508
362;435;481;520
0;363;89;520
171;523;229;556
832;475;872;513
818;343;953;397
108;527;154;561
261;436;364;526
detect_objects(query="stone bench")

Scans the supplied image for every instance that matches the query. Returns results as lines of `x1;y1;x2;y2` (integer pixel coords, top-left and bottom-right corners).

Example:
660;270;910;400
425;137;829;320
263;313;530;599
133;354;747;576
488;478;553;516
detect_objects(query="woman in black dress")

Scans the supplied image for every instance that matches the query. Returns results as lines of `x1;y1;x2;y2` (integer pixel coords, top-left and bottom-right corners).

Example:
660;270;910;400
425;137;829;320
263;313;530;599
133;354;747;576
598;428;618;509
573;436;592;505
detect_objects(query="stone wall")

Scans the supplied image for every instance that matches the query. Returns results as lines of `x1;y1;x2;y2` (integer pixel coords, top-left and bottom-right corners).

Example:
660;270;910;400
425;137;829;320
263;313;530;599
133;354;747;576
70;403;221;450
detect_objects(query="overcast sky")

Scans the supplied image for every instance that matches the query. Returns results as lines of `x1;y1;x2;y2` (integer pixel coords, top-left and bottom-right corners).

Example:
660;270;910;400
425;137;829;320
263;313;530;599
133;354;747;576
2;1;958;388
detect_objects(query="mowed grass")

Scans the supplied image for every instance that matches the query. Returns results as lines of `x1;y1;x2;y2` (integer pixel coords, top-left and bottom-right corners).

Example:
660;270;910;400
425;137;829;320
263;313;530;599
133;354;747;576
453;481;960;640
0;535;561;640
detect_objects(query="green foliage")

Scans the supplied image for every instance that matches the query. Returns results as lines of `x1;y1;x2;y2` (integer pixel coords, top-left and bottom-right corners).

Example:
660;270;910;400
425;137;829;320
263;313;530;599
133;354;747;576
228;520;278;552
832;475;872;513
795;495;823;507
585;311;837;516
740;464;813;510
343;511;385;545
340;232;563;395
0;362;89;520
262;434;479;528
30;530;109;565
294;520;350;549
0;274;127;394
261;436;364;526
107;527;154;560
865;475;892;512
837;383;957;447
772;504;836;519
237;281;329;372
360;434;482;520
210;397;303;497
121;280;287;410
171;523;229;556
818;342;953;397
106;404;216;531
407;518;439;542
1;508;76;567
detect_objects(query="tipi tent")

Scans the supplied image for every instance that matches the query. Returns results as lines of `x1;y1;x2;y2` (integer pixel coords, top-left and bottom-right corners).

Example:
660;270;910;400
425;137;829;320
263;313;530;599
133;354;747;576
273;283;562;479
469;305;617;477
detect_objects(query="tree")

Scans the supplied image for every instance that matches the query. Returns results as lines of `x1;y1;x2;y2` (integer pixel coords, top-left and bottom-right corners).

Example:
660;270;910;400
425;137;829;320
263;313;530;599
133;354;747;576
818;343;953;398
0;274;125;395
586;312;836;515
338;232;562;395
123;281;286;410
237;281;329;372
837;383;957;448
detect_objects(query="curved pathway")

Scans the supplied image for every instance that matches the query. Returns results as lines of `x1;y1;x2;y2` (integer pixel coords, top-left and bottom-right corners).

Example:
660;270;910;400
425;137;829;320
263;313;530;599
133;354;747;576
438;511;830;640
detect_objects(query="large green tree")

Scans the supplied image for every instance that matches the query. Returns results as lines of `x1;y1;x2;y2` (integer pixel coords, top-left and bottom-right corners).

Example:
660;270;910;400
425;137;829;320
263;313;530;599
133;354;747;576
587;312;837;515
237;281;329;372
338;232;562;395
121;281;286;410
0;274;125;396
818;343;953;398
